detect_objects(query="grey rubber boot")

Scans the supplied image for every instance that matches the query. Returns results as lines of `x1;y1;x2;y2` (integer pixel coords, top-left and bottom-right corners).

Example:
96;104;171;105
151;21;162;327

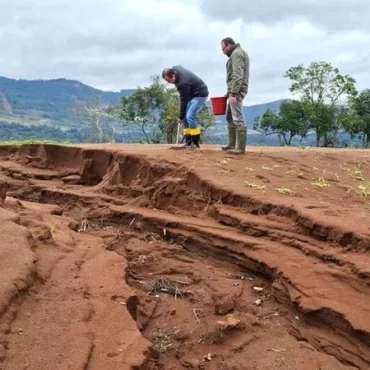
221;127;237;151
228;127;247;154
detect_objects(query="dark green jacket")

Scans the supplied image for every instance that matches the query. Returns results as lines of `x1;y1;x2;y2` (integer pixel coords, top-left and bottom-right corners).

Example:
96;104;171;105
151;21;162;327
226;44;250;96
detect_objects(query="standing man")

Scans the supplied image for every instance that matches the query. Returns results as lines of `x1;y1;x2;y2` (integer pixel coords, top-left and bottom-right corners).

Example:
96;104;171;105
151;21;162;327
162;66;209;149
221;37;250;154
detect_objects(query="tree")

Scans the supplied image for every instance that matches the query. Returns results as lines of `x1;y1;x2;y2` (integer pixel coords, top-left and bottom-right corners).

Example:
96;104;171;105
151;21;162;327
160;87;181;143
256;101;310;146
284;61;357;146
252;116;261;130
341;89;370;148
72;98;118;143
197;105;216;143
107;76;164;144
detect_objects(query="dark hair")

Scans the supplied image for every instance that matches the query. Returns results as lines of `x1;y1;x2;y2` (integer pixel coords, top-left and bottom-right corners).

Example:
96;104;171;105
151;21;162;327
162;68;175;78
221;37;236;46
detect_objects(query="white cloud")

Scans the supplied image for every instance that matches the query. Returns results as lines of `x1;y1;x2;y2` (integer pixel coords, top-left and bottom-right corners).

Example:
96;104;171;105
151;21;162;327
199;0;370;32
0;0;369;105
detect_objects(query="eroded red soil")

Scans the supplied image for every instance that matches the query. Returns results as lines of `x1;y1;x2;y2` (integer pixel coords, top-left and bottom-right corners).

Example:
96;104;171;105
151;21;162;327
0;143;369;370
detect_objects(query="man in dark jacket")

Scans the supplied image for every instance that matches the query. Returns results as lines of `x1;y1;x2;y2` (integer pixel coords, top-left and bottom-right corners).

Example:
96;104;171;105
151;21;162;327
221;37;250;154
162;66;209;148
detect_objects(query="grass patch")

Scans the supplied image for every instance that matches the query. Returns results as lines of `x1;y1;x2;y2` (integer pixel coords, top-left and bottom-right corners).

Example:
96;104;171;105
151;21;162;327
0;139;71;146
150;327;180;354
286;169;296;175
276;187;295;195
349;167;364;181
311;177;330;188
358;182;370;197
311;170;330;188
261;164;280;171
244;181;267;192
150;278;188;299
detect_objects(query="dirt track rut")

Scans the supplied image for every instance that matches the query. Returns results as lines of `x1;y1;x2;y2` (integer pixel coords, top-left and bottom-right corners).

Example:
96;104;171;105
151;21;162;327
0;144;369;369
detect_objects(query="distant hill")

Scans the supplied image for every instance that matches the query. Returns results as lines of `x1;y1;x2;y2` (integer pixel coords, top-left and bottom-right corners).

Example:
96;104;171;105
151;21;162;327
0;76;134;126
0;75;302;145
0;76;286;126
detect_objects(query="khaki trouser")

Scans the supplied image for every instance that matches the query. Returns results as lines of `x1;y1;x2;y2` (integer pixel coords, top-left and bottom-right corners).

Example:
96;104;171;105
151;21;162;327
226;92;247;129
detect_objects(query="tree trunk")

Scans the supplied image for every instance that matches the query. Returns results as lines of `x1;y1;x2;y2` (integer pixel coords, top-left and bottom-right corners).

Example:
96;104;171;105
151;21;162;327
287;134;293;146
282;134;289;146
140;122;151;143
277;134;283;146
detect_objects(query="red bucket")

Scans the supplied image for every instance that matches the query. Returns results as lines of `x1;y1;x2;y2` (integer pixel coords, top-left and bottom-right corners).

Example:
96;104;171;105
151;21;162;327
210;96;227;115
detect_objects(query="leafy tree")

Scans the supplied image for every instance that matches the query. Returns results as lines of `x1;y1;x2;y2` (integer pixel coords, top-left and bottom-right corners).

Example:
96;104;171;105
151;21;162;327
72;98;117;143
252;116;261;130
107;76;164;143
160;87;180;143
284;61;357;146
340;89;370;148
256;101;310;146
197;105;216;143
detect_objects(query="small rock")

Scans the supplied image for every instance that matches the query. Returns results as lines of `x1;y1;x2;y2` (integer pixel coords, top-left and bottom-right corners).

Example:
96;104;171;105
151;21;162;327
217;314;243;330
170;309;177;316
205;353;212;361
254;299;262;306
295;316;300;321
253;286;264;292
181;358;200;368
119;302;126;306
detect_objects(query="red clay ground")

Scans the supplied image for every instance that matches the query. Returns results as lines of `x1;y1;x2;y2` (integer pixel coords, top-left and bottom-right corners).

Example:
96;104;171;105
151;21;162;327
0;143;369;370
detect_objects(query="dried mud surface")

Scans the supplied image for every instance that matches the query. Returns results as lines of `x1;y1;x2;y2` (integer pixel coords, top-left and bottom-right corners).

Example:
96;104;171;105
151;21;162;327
0;143;369;370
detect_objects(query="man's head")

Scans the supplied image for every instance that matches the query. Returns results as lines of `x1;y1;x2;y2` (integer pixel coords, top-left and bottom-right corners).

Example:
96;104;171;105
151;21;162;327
221;37;236;55
162;68;177;84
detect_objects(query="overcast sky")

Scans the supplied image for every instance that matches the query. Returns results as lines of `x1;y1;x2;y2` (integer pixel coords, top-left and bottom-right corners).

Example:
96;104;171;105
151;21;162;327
1;0;369;105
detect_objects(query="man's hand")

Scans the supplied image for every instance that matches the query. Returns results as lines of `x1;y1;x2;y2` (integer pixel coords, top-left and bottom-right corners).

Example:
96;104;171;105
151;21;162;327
229;96;237;104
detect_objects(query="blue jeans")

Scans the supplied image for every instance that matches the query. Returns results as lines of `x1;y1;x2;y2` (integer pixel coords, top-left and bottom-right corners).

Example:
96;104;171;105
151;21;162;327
183;97;207;136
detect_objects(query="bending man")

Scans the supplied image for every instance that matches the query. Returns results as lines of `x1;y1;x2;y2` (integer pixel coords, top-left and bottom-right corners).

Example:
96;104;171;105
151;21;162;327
162;66;209;149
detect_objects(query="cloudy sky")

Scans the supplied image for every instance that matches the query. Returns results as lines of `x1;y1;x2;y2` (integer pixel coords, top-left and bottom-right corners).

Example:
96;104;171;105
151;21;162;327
1;0;369;105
